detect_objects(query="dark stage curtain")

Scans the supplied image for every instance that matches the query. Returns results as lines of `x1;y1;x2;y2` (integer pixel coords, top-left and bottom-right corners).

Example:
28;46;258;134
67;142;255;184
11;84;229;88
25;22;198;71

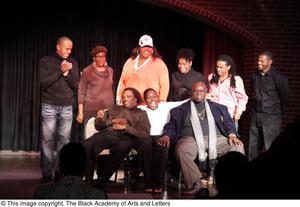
202;25;245;135
0;1;206;151
202;26;244;77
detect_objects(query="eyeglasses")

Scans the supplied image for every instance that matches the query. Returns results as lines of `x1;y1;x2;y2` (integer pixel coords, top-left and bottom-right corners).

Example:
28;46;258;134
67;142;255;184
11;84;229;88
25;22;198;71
95;55;106;58
192;90;206;93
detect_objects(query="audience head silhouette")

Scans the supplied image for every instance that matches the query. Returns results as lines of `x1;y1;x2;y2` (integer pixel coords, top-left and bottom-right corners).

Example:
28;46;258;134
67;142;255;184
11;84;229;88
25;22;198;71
59;142;87;177
249;116;300;198
214;151;249;198
34;142;107;199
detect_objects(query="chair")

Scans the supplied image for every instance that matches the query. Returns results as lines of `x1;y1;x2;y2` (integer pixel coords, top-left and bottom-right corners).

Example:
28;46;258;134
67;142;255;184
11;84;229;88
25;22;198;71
84;116;99;139
85;116;137;193
85;116;118;182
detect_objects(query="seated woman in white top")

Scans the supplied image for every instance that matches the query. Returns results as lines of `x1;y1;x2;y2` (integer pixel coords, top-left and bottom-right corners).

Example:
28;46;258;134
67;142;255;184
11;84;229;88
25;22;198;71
138;88;188;193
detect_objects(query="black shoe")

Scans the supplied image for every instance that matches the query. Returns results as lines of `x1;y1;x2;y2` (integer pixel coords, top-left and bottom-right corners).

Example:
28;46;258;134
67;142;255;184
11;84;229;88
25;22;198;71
153;187;162;194
40;176;53;184
182;181;202;195
144;187;153;193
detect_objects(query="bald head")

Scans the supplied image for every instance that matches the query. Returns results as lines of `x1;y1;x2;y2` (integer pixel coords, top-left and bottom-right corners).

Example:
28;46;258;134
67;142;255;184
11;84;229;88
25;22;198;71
56;36;73;59
191;81;207;102
56;36;72;45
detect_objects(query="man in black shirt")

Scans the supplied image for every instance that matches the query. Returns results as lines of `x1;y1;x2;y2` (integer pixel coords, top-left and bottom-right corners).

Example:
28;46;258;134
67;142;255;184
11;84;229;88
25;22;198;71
248;51;290;161
39;36;79;183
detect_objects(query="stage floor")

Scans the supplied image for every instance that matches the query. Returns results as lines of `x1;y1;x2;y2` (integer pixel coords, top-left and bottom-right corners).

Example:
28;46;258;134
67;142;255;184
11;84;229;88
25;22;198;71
0;151;217;199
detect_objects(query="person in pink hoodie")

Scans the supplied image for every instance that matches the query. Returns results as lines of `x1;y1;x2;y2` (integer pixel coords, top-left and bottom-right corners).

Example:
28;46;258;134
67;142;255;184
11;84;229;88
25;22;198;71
207;54;248;130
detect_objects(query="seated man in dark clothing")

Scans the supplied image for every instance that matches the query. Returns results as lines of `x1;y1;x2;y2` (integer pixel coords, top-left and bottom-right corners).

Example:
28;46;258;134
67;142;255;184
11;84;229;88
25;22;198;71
161;81;244;195
83;87;151;190
34;142;107;199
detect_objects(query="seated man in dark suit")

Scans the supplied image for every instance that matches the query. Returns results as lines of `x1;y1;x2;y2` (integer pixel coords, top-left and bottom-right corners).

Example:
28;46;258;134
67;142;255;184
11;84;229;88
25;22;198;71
161;81;244;195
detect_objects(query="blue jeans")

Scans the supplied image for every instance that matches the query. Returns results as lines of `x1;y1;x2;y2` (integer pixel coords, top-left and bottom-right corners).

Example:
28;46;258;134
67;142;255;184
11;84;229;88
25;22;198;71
40;103;73;177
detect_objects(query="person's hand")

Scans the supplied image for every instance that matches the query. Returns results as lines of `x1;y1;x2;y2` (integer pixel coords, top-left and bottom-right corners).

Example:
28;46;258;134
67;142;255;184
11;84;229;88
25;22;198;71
228;134;243;147
156;135;170;147
76;113;84;124
112;118;127;125
61;60;72;76
112;123;127;130
234;112;241;122
112;118;127;130
97;109;108;119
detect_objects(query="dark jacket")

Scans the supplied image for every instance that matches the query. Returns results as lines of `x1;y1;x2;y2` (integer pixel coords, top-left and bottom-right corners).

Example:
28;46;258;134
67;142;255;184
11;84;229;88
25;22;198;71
40;53;79;106
252;67;290;115
94;105;150;140
163;100;238;143
169;68;206;101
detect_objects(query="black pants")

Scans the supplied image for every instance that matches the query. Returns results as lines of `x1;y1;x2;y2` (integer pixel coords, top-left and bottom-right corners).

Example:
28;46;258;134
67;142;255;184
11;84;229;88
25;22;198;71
83;130;152;186
151;136;168;188
248;112;281;161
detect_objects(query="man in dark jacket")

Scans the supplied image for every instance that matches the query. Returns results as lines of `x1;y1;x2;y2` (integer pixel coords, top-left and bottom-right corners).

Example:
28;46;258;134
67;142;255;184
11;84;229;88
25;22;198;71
39;36;79;183
248;51;290;161
161;81;244;195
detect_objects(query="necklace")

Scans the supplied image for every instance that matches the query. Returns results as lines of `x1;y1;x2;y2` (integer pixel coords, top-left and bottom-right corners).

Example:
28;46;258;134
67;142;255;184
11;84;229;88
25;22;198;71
219;75;230;83
134;55;151;71
197;109;206;120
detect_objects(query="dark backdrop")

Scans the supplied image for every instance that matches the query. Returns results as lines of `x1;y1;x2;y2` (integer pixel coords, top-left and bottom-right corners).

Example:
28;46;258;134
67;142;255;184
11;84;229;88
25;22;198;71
0;0;205;150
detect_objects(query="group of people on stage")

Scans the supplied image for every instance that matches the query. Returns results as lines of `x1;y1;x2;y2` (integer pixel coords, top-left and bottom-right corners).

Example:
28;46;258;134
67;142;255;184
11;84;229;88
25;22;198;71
37;34;290;198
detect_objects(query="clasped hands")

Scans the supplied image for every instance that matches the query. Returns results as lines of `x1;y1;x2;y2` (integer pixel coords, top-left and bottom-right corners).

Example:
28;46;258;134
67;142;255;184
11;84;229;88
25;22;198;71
112;118;127;130
61;60;73;76
96;109;127;130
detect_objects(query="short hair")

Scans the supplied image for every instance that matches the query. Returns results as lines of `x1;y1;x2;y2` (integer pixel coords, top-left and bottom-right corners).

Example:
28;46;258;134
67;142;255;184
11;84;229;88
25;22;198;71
123;87;142;105
59;142;87;176
56;36;72;45
192;81;208;91
143;88;157;100
176;48;196;62
259;51;273;60
90;45;108;57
